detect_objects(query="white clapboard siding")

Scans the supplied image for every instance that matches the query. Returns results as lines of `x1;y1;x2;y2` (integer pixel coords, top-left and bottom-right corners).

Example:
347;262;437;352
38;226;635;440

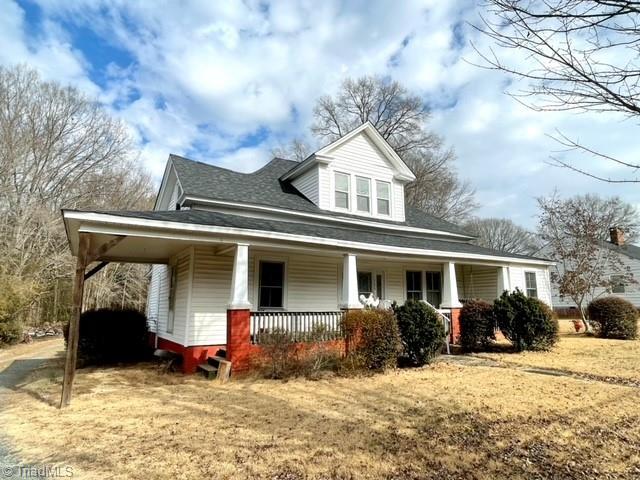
291;167;319;205
509;266;552;306
187;247;232;346
326;132;405;222
317;164;331;210
461;266;498;302
287;255;340;310
170;251;191;344
551;247;640;308
249;251;341;311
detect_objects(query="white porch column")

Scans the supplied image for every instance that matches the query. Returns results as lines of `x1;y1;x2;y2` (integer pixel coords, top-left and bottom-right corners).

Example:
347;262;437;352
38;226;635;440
228;243;251;309
497;266;511;298
341;253;362;309
441;261;462;308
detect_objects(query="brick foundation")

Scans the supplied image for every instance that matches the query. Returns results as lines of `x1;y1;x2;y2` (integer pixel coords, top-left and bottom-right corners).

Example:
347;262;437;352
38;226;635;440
150;334;225;374
449;308;461;345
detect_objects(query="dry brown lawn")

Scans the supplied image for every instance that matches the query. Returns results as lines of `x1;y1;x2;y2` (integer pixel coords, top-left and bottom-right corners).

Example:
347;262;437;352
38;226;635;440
1;332;639;480
478;320;640;384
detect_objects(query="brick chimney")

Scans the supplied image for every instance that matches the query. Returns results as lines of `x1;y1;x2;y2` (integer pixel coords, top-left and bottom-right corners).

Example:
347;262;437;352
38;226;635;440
609;227;625;246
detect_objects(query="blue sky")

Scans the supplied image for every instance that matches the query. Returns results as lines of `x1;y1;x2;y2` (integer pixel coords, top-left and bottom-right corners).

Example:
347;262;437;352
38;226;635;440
2;0;639;228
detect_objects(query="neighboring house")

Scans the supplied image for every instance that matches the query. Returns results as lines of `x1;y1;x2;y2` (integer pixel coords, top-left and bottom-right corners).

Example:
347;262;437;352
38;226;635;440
551;228;640;311
62;122;553;373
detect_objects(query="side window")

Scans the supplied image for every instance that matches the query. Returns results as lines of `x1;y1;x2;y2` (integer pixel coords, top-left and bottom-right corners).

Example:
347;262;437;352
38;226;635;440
356;177;371;213
525;272;538;298
406;271;423;301
334;172;350;209
611;275;626;294
167;265;177;333
259;261;285;309
376;181;390;216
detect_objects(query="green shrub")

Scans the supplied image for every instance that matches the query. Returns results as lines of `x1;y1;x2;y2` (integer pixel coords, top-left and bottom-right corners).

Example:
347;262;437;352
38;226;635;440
393;300;445;366
588;297;638;340
0;320;23;347
342;309;400;370
459;299;495;352
64;308;152;366
493;289;559;352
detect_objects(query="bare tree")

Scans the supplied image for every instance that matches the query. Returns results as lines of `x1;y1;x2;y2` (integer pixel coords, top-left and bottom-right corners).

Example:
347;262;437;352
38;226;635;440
0;65;154;330
475;0;640;182
465;217;541;255
538;193;638;328
311;76;478;221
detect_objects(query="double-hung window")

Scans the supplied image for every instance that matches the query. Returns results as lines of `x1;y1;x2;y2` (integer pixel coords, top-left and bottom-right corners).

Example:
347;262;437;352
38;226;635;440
525;272;538;298
259;261;285;309
611;275;626;293
376;181;390;215
334;172;350;209
356;176;371;213
406;271;423;301
425;272;442;307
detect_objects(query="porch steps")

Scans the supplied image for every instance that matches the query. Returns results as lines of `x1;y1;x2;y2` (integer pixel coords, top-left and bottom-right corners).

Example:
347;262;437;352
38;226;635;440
197;355;231;383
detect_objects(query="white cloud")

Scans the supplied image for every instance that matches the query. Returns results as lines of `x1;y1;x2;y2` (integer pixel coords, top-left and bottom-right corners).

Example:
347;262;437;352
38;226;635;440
2;0;639;229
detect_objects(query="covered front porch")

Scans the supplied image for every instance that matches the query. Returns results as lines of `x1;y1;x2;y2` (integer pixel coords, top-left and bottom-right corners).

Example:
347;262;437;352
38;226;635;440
60;210;552;406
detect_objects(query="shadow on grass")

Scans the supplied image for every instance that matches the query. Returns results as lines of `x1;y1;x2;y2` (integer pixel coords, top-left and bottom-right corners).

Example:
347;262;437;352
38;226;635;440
6;363;640;479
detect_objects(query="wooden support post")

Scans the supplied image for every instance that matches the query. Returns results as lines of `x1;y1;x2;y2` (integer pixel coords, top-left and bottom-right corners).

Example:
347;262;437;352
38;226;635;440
60;233;90;408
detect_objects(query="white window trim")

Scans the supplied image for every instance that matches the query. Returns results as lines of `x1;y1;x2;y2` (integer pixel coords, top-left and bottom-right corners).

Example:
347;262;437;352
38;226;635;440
333;171;351;212
254;255;288;310
355;176;371;213
375;180;392;217
357;269;386;299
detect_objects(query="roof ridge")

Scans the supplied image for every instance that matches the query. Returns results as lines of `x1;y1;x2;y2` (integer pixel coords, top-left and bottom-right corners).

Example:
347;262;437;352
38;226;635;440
170;154;296;176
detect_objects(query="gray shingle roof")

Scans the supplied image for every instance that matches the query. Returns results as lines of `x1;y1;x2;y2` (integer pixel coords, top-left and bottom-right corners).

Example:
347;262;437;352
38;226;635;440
93;209;548;262
170;154;473;237
601;241;640;261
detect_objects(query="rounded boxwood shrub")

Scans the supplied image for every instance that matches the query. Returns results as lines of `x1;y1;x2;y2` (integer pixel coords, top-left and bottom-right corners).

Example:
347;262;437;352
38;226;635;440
64;308;152;366
493;289;559;352
587;297;638;340
393;300;445;366
342;309;400;371
459;299;495;352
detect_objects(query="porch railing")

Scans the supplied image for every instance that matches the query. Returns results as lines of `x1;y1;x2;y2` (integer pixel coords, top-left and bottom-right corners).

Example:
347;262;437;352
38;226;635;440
250;311;344;345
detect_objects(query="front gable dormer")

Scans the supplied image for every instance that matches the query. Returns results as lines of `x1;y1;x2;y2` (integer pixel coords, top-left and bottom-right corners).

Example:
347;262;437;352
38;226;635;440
281;122;415;222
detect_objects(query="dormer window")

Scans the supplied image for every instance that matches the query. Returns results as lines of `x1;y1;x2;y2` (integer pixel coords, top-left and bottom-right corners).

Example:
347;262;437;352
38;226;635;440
356;177;371;213
334;172;350;209
376;181;390;215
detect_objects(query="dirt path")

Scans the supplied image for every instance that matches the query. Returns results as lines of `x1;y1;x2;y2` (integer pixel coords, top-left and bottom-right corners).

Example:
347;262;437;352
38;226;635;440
0;338;64;479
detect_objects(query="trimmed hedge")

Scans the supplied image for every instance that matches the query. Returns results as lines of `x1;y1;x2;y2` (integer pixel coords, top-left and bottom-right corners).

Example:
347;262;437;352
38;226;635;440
342;309;400;370
393;300;445;366
459;299;495;352
588;297;638;340
493;289;559;352
64;308;152;366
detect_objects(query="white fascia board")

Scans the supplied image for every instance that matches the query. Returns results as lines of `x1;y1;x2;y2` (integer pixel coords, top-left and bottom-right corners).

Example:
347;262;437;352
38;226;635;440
63;210;554;266
182;196;474;240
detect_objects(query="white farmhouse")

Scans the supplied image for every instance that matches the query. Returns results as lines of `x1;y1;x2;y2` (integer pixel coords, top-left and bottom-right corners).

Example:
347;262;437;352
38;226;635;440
62;122;554;373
